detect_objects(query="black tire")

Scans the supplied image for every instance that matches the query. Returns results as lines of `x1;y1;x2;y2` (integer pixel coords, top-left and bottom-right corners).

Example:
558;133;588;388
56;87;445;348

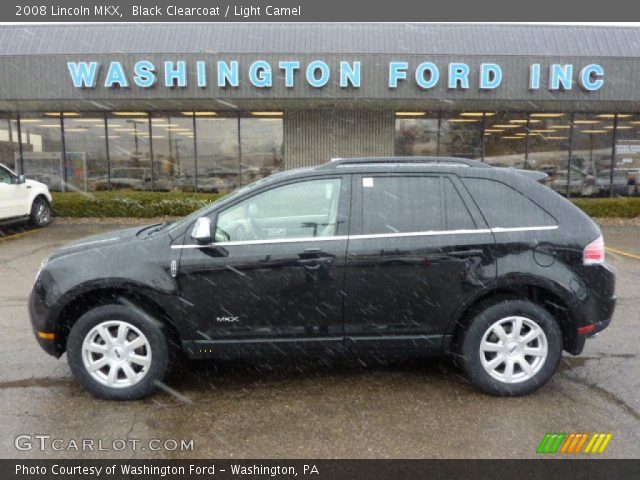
29;196;51;228
67;304;169;400
458;299;563;396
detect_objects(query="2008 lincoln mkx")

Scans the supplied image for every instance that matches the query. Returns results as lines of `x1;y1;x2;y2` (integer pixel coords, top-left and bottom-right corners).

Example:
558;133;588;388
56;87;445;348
29;157;616;399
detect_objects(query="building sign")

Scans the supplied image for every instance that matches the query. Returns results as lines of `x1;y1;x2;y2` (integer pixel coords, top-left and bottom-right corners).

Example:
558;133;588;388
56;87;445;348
67;60;605;92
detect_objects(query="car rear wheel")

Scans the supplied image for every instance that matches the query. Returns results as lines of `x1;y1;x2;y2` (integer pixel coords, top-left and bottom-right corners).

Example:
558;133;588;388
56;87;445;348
459;299;562;396
29;197;51;227
67;304;169;400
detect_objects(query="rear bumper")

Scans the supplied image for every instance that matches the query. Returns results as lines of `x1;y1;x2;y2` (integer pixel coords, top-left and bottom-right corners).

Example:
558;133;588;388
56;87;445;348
569;293;616;355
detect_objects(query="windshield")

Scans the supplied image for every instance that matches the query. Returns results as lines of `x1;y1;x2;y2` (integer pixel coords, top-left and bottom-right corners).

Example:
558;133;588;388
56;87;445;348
0;164;16;177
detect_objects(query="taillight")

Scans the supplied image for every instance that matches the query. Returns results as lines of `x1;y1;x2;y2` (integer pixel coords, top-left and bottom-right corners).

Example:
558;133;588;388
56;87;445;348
583;235;605;265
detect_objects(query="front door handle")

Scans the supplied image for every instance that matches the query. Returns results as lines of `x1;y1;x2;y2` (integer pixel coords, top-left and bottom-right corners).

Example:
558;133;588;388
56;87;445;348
448;249;483;258
298;249;335;270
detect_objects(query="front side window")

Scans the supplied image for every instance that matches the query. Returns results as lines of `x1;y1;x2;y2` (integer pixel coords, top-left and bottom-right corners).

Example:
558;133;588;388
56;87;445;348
216;178;342;242
0;166;13;184
361;176;442;234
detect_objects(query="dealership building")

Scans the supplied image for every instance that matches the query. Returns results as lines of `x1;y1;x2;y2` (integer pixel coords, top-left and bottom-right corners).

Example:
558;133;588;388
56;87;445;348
1;23;640;196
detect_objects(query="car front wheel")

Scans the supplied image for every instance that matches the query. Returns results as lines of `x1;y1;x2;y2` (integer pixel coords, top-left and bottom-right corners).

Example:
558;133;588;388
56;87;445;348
459;299;563;396
67;304;169;400
29;197;51;227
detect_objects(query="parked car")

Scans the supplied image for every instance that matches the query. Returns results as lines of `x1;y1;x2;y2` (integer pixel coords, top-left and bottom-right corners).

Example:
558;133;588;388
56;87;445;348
0;163;52;228
92;167;172;191
549;169;596;197
175;175;231;193
91;167;146;191
196;176;233;194
596;169;630;197
29;157;615;399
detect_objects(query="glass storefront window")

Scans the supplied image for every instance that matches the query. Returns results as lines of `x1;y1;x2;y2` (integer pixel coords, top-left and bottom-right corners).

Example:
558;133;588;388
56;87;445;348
527;113;572;196
394;112;439;156
5;109;633;196
612;114;640;197
151;115;196;192
195;114;240;193
240;115;284;184
0;115;18;171
484;112;527;168
571;113;614;197
62;114;108;192
106;113;151;191
18;113;64;191
439;112;483;159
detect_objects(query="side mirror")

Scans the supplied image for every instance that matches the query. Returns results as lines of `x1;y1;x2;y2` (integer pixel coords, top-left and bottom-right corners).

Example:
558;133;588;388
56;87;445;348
16;175;26;184
190;217;212;245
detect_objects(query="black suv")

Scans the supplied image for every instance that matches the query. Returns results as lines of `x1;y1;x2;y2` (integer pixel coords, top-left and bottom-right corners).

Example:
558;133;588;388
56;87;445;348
29;157;616;399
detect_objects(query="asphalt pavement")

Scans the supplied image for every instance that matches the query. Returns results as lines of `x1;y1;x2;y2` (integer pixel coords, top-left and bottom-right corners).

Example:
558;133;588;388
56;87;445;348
0;220;638;459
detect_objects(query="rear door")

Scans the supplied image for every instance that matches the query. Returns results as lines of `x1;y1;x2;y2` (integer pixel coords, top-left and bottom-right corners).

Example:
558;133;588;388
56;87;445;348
343;173;496;351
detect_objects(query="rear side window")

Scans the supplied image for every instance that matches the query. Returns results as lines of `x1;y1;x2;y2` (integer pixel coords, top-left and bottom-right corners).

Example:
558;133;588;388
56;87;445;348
361;176;442;234
463;178;556;228
443;178;476;230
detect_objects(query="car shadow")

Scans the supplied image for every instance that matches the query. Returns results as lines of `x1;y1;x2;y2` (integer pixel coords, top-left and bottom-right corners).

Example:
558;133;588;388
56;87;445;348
164;354;466;396
0;222;38;237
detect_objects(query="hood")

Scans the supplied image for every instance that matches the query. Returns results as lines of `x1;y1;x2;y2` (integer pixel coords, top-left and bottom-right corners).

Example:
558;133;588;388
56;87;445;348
25;178;46;189
48;224;157;260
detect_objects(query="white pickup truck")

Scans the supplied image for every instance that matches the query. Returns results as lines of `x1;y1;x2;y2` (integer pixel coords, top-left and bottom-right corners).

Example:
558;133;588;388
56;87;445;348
0;163;52;228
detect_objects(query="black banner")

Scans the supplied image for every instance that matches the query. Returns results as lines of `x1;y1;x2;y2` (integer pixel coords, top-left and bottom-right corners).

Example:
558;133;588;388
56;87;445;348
2;0;640;22
3;460;640;480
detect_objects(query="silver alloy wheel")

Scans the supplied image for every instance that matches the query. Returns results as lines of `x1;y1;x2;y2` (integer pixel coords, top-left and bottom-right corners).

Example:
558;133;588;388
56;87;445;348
36;202;50;224
479;316;548;384
81;320;152;389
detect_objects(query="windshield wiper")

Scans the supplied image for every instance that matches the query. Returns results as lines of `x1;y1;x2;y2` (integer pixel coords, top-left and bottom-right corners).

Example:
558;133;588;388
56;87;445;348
146;221;176;236
136;223;163;237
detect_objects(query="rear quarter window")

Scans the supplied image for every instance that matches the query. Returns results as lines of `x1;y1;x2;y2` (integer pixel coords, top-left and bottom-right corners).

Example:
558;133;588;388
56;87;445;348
462;177;556;228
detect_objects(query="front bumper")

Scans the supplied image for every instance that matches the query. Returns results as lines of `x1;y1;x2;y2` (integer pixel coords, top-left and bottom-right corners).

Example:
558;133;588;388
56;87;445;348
28;283;64;358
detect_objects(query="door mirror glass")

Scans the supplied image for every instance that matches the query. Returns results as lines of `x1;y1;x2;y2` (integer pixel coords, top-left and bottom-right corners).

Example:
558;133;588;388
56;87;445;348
190;217;213;244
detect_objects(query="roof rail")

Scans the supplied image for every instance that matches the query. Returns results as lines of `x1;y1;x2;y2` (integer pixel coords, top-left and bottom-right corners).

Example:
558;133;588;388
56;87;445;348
318;156;490;169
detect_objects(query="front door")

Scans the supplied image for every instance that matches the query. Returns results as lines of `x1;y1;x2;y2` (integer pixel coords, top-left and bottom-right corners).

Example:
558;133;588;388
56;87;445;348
177;175;351;355
0;166;28;219
344;174;496;351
